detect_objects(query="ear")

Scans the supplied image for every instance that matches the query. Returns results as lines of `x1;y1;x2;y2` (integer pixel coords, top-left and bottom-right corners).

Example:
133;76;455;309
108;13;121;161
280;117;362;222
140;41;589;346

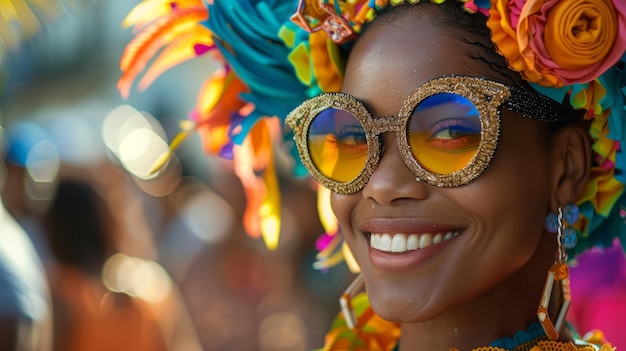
548;123;591;212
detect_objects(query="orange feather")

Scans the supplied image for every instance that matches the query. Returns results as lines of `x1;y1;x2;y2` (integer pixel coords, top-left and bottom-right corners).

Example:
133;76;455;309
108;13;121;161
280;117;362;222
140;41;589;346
138;28;213;90
118;6;209;99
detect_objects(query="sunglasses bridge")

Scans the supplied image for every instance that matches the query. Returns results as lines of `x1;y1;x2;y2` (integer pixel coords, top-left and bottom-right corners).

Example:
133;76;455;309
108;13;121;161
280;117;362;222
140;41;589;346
363;114;411;139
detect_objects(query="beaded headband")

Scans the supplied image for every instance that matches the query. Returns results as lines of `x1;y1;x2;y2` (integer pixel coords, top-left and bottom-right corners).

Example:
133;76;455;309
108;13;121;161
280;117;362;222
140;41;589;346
119;0;625;268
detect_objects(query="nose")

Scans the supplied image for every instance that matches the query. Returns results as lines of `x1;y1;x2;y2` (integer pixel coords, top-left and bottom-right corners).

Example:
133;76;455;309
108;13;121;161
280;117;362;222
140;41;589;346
361;133;430;205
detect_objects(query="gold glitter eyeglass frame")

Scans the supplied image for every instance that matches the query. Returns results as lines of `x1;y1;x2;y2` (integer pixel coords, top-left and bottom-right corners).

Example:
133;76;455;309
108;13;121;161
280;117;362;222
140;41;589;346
286;75;571;195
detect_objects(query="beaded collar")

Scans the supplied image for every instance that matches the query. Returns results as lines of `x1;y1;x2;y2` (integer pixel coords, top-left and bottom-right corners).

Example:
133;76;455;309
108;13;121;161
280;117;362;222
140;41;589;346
390;323;547;351
488;323;547;351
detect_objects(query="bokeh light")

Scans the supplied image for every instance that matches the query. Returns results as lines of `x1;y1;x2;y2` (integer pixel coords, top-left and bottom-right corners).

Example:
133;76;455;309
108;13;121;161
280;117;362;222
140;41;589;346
258;312;307;351
102;104;171;180
102;253;172;304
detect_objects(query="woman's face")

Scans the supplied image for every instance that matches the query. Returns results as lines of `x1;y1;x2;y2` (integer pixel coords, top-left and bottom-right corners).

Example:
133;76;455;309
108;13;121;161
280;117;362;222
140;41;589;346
332;8;555;323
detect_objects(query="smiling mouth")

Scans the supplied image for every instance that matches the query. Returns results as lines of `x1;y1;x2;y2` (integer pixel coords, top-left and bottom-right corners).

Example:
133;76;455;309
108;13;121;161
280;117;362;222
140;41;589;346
369;232;460;253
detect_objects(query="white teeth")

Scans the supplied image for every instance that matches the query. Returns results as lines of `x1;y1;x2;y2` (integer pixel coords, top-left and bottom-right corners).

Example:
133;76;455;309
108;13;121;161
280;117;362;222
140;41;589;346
380;234;392;252
371;233;381;249
391;234;407;252
407;235;419;250
433;233;442;244
419;234;432;249
370;231;459;253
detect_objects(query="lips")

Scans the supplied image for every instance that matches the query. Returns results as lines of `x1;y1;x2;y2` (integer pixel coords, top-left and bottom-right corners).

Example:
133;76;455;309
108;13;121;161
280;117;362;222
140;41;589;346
370;231;460;253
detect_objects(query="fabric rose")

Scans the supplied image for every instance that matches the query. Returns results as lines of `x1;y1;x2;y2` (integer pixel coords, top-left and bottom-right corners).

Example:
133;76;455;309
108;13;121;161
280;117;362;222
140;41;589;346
517;0;626;87
487;0;545;84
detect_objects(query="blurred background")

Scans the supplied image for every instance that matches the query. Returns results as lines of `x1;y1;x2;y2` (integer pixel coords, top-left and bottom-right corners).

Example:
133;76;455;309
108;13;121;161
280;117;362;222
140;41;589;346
0;1;624;351
0;1;353;350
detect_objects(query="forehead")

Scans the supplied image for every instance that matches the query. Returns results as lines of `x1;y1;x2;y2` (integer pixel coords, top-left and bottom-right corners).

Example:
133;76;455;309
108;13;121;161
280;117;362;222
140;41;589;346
342;9;502;116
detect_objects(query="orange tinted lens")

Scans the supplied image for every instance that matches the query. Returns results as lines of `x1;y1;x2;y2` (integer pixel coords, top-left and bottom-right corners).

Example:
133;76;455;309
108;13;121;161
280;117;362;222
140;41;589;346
307;108;368;183
408;93;481;174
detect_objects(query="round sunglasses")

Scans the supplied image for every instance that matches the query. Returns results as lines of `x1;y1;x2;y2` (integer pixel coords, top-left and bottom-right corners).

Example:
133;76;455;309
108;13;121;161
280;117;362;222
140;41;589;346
286;75;572;195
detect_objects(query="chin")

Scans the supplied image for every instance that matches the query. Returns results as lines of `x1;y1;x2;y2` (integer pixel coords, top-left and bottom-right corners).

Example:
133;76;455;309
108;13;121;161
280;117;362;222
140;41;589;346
370;298;436;324
366;281;439;324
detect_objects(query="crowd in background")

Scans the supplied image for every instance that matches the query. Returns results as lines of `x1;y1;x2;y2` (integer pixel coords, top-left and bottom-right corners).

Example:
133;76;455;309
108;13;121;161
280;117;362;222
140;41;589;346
0;2;350;350
0;115;350;350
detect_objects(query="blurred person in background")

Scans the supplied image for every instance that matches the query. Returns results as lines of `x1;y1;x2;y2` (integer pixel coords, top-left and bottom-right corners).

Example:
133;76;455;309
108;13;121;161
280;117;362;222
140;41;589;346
40;175;168;351
0;123;53;351
38;161;203;351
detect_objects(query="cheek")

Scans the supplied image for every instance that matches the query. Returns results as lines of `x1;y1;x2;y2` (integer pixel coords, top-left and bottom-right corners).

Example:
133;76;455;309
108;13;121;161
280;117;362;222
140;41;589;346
461;118;551;261
461;174;548;261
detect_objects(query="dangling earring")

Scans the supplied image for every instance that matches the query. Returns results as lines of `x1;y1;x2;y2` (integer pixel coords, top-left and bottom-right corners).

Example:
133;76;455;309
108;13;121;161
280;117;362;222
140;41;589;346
339;273;365;330
538;205;573;340
544;203;581;250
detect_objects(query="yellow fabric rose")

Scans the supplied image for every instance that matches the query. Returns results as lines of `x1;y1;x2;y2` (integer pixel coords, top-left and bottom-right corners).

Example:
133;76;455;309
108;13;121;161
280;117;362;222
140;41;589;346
517;0;626;87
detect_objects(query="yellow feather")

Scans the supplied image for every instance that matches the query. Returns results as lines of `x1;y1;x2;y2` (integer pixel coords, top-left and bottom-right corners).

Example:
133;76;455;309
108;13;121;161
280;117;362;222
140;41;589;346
147;125;195;175
313;250;345;270
260;150;280;250
318;186;338;234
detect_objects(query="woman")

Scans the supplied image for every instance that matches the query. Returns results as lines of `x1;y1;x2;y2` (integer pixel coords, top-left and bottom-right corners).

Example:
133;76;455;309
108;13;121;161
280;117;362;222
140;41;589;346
120;0;625;350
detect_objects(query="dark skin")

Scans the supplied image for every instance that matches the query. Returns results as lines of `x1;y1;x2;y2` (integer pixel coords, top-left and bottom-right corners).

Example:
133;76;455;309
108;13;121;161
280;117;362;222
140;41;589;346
330;4;591;350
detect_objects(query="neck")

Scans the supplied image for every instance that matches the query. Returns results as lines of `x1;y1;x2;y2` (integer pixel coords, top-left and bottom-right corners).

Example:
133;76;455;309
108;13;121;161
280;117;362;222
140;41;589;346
398;289;538;350
398;235;562;351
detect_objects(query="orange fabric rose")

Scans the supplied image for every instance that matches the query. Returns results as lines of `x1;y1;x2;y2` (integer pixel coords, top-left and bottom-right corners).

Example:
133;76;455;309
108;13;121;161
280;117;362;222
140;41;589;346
517;0;626;87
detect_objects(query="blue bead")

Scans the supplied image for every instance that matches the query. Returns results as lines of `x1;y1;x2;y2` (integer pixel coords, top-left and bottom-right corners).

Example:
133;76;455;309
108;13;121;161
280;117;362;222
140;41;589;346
544;212;558;233
563;203;580;224
563;226;579;249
